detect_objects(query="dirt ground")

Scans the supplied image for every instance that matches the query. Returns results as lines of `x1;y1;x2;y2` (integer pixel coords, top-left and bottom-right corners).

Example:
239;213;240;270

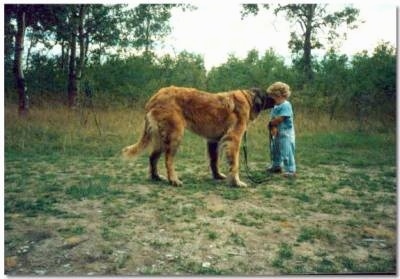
4;153;397;275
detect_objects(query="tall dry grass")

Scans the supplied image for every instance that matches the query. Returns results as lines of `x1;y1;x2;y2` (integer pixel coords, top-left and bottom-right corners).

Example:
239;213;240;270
5;104;145;156
4;103;389;157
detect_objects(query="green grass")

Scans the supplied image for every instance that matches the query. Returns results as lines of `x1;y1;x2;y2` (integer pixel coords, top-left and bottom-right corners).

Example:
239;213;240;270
209;210;225;218
228;233;246;247
4;106;396;275
5;195;64;217
297;226;337;244
207;230;219;240
58;226;86;237
272;243;294;269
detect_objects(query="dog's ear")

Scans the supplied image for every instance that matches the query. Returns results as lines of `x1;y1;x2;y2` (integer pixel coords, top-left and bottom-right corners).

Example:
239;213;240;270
250;88;263;113
251;88;264;113
264;95;275;109
250;87;274;112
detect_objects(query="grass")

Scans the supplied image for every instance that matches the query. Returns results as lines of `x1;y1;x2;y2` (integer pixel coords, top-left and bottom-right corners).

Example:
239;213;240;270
297;226;337;244
58;226;86;237
4;104;396;275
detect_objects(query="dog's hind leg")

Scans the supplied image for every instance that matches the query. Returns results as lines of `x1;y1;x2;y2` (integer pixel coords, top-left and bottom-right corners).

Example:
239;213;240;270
164;141;183;187
149;148;165;181
207;141;226;180
145;113;166;182
160;119;184;187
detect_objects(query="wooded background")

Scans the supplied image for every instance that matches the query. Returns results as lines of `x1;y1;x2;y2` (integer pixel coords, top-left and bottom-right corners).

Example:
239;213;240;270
4;4;396;127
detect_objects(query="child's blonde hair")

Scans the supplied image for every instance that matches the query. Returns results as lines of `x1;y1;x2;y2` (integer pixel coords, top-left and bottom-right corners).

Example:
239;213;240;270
266;82;291;98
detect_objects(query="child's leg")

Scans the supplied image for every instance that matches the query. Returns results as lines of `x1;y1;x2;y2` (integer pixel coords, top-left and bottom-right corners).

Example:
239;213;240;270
280;136;296;173
270;136;282;168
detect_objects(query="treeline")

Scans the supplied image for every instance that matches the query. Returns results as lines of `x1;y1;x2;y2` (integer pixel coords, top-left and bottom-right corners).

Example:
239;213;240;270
5;42;396;121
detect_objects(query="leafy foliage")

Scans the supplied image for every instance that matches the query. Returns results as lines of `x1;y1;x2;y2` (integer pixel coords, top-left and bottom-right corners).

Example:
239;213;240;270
207;49;294;92
84;51;207;105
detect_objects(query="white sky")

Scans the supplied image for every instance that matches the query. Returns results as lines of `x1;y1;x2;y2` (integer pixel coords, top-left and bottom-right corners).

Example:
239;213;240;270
159;2;398;70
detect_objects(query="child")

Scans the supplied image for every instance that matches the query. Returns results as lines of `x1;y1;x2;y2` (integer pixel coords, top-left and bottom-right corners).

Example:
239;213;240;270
266;82;296;177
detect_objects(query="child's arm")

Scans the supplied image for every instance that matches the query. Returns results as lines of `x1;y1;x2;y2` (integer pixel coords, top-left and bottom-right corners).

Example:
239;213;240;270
268;116;286;137
269;116;285;127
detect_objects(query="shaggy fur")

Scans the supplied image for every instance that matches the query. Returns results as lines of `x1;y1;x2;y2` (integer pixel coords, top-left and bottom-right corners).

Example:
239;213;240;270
122;86;275;187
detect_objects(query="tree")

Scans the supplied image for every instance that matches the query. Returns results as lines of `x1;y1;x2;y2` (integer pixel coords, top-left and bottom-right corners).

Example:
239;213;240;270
161;51;207;89
5;4;199;106
48;4;126;107
121;4;195;56
62;4;183;106
14;6;27;115
5;6;16;93
126;4;172;54
6;4;59;115
350;42;396;125
242;4;360;83
314;50;350;119
65;6;78;107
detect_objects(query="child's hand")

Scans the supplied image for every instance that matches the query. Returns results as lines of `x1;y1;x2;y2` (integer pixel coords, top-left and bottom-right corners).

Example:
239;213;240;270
268;122;278;137
270;126;278;137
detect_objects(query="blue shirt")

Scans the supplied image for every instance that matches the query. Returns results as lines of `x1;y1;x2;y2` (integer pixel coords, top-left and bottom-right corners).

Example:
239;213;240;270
270;100;295;136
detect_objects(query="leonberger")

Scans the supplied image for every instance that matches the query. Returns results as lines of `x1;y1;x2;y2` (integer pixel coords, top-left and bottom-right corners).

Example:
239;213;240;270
122;86;275;187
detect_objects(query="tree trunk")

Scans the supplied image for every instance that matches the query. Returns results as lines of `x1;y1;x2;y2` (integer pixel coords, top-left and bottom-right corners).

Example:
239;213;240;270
25;36;36;71
77;5;86;88
302;4;315;82
68;7;78;108
60;40;66;70
14;7;28;116
144;16;151;54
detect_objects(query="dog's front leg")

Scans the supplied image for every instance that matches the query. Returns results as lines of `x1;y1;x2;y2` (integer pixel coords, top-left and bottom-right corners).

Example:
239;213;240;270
221;125;247;187
207;141;226;180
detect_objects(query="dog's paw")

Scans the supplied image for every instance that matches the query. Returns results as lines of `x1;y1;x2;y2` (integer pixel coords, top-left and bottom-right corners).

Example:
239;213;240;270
213;173;226;180
170;179;183;187
234;180;248;188
227;175;248;188
151;174;167;182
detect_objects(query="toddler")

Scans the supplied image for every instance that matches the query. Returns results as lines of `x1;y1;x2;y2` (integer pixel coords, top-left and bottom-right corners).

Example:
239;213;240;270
266;82;296;177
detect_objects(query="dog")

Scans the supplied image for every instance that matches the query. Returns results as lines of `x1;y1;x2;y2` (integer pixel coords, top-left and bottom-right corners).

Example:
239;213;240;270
122;86;275;187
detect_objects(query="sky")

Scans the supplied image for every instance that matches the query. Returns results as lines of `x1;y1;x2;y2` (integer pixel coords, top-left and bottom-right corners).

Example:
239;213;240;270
158;2;398;71
2;1;398;71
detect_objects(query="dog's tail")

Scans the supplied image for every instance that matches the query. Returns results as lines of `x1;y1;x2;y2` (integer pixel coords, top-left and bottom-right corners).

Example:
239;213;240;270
122;115;152;158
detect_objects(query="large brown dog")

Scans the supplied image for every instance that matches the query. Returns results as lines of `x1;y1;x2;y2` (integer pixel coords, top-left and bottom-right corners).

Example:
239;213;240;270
122;86;275;187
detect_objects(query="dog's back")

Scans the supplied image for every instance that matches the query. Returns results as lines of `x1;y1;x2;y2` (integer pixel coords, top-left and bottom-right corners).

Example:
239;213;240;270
145;86;244;140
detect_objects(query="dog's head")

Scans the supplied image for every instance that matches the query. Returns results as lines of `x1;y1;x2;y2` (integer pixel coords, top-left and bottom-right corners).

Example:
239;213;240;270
250;87;275;114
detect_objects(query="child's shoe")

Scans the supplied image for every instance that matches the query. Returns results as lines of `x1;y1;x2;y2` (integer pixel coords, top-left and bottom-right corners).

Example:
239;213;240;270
266;166;282;173
283;172;296;178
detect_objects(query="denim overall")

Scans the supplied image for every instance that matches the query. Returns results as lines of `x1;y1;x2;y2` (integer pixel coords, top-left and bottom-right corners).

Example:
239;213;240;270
270;100;296;173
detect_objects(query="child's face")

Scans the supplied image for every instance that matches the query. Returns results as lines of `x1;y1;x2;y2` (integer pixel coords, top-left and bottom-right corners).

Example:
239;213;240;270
271;95;286;105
